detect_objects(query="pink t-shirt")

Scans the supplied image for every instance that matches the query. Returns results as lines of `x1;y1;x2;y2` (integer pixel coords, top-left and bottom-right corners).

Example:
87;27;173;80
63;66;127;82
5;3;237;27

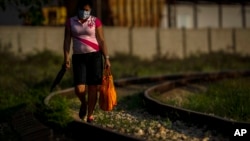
66;16;102;54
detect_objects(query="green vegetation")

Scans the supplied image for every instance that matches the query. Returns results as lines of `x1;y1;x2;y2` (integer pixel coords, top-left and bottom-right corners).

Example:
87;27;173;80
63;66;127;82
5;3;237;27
0;48;73;128
1;46;250;139
152;77;250;122
0;0;49;25
181;78;250;122
111;52;250;78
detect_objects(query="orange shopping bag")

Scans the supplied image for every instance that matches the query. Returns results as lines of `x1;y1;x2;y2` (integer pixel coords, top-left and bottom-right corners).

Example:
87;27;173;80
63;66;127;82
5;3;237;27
99;68;117;111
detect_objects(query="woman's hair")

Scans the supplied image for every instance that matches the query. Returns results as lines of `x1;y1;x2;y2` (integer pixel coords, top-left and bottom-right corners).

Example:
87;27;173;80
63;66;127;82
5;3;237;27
77;0;93;10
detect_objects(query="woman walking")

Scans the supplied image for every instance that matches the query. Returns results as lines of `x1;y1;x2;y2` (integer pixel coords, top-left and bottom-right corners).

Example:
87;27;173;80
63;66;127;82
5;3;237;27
63;0;111;123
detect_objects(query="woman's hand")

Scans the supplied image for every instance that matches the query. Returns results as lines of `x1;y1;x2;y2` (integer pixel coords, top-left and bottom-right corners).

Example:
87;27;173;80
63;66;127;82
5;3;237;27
64;61;70;69
105;59;111;69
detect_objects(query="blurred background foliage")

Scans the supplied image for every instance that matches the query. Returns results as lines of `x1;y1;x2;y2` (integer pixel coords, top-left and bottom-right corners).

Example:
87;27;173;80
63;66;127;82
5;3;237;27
0;0;50;25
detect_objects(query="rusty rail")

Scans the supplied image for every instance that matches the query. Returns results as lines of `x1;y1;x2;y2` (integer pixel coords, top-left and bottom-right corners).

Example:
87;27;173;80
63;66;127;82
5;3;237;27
43;69;250;140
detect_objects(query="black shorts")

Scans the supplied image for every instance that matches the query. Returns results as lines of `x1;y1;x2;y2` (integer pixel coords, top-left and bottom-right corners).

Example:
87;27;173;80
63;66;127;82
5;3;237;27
72;52;103;85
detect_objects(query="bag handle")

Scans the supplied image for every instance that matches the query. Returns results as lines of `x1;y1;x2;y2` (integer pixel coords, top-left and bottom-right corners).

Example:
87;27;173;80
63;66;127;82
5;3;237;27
103;67;111;76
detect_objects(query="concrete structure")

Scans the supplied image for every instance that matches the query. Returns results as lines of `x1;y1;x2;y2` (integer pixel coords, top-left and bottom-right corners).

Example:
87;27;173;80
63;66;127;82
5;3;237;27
162;3;250;29
0;26;249;60
1;1;250;29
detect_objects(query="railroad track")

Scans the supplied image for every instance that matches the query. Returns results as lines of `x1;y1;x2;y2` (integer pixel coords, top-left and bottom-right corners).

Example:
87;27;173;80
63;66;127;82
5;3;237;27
16;69;250;141
114;69;250;140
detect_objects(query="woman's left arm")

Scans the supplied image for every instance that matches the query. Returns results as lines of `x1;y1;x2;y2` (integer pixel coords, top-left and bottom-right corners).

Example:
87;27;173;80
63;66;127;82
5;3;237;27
96;25;111;68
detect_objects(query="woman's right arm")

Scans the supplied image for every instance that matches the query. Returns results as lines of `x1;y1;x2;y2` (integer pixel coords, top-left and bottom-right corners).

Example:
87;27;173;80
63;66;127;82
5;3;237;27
63;23;71;69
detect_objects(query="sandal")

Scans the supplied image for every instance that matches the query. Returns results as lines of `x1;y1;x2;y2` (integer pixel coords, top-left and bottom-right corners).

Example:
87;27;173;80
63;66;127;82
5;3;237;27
87;116;94;123
79;103;87;119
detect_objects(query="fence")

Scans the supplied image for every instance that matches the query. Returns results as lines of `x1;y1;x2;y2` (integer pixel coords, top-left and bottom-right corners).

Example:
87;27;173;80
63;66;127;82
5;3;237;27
0;26;250;60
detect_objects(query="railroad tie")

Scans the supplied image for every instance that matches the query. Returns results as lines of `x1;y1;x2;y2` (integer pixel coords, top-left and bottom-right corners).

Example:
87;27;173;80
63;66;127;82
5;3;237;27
11;108;53;141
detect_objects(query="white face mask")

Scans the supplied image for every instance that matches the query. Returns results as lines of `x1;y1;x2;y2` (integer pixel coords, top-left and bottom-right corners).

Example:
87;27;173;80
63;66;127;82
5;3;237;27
78;10;91;20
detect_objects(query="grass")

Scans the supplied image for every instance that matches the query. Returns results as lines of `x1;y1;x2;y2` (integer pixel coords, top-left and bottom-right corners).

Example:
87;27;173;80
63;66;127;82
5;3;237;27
1;45;250;139
182;77;250;122
152;77;250;123
0;48;73;136
111;51;250;78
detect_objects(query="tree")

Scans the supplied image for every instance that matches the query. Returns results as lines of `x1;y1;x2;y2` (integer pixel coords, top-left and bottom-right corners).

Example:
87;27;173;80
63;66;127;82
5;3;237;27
0;0;49;25
0;0;103;26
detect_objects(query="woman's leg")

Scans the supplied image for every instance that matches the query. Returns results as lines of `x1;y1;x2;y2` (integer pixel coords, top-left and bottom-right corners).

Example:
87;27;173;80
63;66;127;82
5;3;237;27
87;85;98;119
75;84;87;119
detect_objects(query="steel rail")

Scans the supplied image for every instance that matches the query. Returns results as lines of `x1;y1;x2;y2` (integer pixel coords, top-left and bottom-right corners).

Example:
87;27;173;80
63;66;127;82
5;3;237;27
44;69;250;140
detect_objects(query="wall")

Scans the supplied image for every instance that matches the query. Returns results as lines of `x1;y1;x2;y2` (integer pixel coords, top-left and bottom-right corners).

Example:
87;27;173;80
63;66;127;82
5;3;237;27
0;26;250;60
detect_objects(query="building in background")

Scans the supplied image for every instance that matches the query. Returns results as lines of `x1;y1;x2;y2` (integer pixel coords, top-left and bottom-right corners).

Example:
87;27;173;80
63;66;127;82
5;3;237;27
97;0;250;28
166;0;250;29
42;6;67;26
1;0;250;28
